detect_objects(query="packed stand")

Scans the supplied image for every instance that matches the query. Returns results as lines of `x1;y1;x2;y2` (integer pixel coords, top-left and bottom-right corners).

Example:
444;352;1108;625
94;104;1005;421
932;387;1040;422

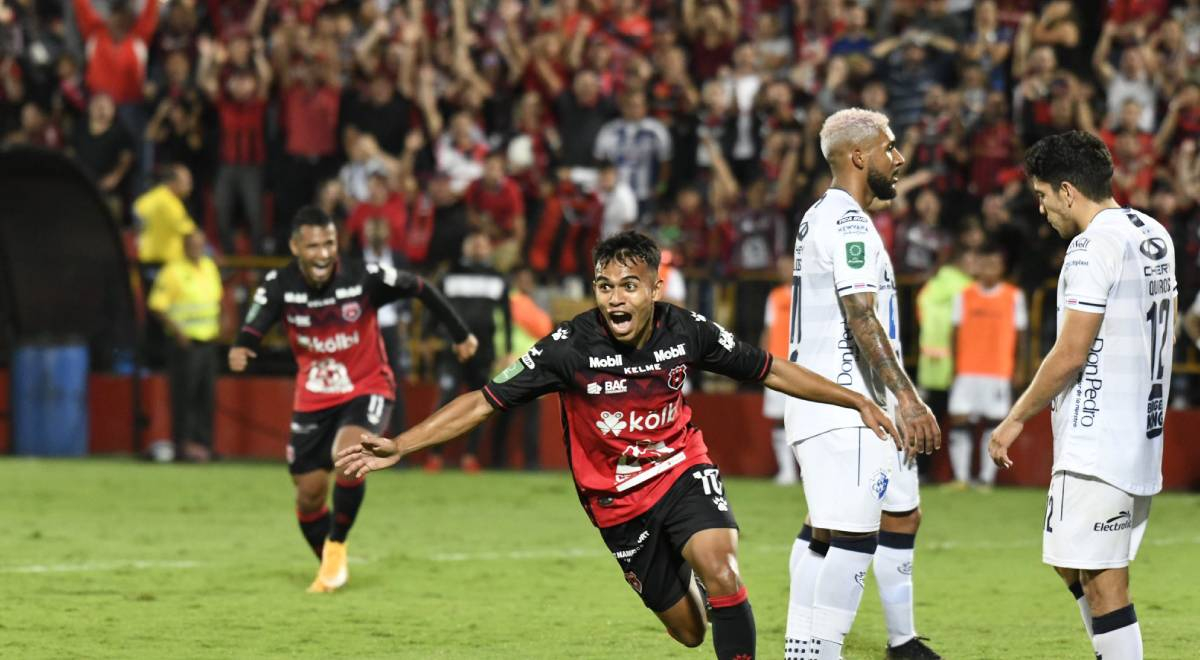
3;1;1200;376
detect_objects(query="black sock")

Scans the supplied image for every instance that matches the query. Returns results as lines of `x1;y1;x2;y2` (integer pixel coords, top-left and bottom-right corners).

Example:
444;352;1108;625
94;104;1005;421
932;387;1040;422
709;586;755;660
297;506;330;559
329;477;365;542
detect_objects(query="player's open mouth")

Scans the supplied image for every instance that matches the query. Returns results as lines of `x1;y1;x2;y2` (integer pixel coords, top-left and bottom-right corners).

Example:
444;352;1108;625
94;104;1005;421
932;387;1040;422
608;310;633;334
310;262;333;279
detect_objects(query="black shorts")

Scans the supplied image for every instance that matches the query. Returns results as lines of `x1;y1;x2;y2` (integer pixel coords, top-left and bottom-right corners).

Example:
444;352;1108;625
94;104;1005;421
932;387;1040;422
598;464;738;612
287;394;393;475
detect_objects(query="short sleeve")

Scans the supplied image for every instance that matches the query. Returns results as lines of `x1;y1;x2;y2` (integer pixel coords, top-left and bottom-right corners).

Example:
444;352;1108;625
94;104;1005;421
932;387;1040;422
684;308;772;382
483;323;578;410
829;215;882;297
365;262;422;306
1013;290;1028;330
1062;233;1119;314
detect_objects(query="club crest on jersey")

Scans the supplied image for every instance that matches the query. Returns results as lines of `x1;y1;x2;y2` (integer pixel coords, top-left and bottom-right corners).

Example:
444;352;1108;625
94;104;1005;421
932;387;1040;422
667;364;687;390
341;301;362;322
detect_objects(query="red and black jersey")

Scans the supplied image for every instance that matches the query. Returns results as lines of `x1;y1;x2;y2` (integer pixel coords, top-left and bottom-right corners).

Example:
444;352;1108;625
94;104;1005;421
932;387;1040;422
482;303;773;528
235;260;471;413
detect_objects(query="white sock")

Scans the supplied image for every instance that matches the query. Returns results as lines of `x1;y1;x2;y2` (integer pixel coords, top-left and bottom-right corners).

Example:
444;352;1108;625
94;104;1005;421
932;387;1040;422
949;427;972;482
810;536;877;659
773;428;798;483
978;425;998;484
1068;581;1093;637
787;531;826;659
1092;605;1142;659
875;533;916;647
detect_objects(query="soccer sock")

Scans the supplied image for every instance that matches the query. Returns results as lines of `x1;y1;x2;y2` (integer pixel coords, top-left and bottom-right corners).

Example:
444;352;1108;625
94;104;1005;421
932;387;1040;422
874;531;916;648
297;505;330;559
810;535;877;660
787;526;826;659
978;425;999;484
329;477;365;543
949;427;972;482
709;585;755;660
772;426;797;482
1068;581;1093;638
1092;604;1142;659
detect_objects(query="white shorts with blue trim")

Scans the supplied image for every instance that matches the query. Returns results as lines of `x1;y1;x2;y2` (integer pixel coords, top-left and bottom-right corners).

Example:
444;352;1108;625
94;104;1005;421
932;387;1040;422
793;428;894;533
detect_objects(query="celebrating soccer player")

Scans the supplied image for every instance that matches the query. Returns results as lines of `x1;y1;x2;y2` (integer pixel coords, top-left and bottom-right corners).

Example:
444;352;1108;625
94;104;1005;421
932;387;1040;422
989;130;1176;660
230;206;478;593
337;231;900;660
784;108;942;660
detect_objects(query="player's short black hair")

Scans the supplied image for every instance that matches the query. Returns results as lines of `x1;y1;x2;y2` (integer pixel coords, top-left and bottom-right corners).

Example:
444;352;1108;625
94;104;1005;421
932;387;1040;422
1023;130;1113;202
977;239;1009;265
593;231;660;274
291;205;334;236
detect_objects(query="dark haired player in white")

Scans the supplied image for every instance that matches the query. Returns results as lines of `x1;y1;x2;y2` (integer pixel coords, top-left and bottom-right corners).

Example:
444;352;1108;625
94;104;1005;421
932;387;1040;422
990;130;1176;659
337;231;901;659
230;206;477;593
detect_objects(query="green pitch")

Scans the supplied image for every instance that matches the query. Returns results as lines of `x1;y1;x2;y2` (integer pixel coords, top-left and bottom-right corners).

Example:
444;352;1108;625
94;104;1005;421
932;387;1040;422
1;459;1197;659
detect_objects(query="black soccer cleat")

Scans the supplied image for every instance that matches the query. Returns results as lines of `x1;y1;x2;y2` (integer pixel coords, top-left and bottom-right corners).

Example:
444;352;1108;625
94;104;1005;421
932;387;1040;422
886;636;942;659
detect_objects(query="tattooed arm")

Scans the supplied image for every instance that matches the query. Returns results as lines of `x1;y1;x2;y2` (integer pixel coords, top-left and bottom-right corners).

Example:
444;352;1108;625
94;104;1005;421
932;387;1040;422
841;292;942;454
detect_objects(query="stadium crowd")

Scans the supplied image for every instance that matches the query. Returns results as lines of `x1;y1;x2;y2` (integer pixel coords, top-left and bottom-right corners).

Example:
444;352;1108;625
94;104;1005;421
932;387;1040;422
4;0;1200;351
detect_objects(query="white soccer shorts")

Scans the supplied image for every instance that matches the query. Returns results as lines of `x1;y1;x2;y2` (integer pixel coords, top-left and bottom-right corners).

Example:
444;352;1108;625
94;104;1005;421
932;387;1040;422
762;387;786;420
1042;471;1152;570
948;374;1011;421
793;428;894;532
881;446;920;513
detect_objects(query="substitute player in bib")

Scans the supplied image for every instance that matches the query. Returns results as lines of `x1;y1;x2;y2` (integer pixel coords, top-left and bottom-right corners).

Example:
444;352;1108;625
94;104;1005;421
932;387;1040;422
989;131;1175;660
784;108;942;660
947;243;1028;489
229;206;477;593
337;231;900;660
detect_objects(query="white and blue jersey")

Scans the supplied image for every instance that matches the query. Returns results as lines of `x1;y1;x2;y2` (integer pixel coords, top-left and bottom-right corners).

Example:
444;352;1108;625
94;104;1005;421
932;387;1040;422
593;117;672;202
785;188;901;443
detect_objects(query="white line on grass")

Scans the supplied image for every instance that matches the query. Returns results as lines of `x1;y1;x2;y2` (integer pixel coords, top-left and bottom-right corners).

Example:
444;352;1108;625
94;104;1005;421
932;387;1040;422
0;560;203;574
427;535;1200;562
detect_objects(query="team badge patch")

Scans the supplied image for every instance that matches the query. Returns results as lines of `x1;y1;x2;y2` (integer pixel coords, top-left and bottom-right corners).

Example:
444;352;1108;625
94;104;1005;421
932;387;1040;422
846;242;865;269
869;469;889;500
341;301;362;322
667;364;687;390
624;571;643;594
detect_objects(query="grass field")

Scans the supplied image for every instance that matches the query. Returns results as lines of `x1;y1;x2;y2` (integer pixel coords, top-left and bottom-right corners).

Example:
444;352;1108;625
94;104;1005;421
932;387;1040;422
1;459;1197;659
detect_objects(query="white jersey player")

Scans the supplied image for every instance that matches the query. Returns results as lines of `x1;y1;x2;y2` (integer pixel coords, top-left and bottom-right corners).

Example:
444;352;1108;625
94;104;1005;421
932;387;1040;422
783;108;942;660
990;130;1175;660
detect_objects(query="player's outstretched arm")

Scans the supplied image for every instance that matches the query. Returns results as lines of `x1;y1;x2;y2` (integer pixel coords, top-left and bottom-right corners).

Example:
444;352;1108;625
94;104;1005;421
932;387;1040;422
763;359;902;449
841;292;941;454
990;309;1103;469
335;390;495;477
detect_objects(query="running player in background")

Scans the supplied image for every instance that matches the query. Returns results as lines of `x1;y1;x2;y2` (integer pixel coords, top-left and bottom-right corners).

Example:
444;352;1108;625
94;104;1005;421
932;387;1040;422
229;206;477;593
762;255;798;485
784;108;942;660
337;231;900;660
946;242;1028;490
990;130;1176;660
